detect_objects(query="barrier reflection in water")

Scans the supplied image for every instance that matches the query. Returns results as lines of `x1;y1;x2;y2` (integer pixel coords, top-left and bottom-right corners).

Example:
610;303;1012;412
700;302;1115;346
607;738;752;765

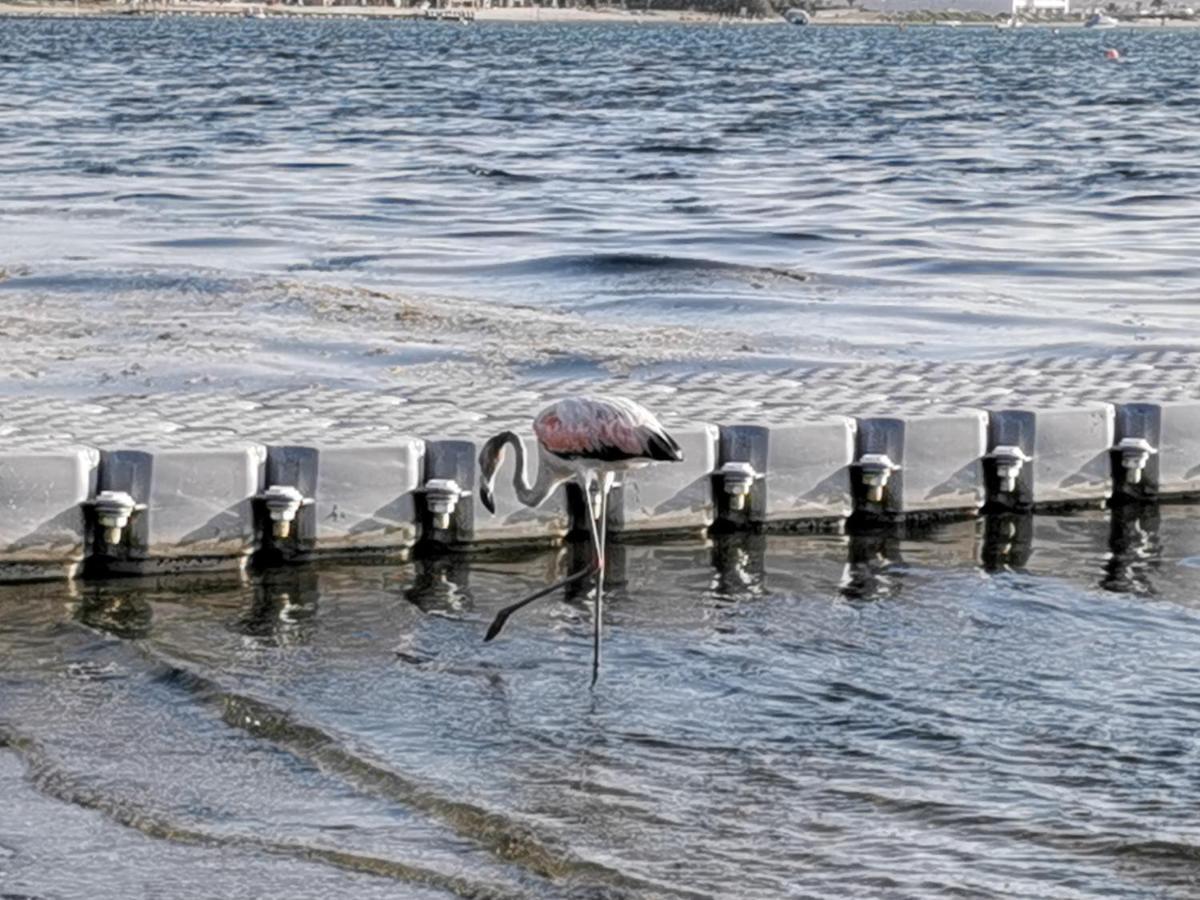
44;504;1200;652
235;568;321;647
76;590;155;641
404;553;476;616
982;513;1035;573
1104;504;1163;597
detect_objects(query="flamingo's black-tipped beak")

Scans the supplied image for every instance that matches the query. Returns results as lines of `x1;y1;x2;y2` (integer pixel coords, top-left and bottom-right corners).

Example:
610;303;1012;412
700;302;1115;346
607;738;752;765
480;485;496;515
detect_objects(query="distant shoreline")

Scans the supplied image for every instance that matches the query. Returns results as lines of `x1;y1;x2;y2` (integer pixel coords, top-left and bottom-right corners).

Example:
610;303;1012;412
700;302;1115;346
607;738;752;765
2;0;1198;26
0;1;751;22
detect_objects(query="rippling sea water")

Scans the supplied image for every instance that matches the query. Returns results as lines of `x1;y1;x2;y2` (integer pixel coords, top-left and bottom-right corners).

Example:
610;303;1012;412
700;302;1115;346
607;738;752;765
2;19;1200;362
4;19;1200;899
4;508;1200;898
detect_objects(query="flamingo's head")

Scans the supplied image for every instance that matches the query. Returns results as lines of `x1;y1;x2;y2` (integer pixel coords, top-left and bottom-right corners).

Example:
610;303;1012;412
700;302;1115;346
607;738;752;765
478;432;509;515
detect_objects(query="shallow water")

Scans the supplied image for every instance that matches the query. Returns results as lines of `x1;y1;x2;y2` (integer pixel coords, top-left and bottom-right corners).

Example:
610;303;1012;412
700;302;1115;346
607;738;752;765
2;20;1200;363
4;505;1200;898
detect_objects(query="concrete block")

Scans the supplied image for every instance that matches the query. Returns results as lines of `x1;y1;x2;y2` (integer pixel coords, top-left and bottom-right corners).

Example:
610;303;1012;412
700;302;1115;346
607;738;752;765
987;404;1114;509
607;424;719;536
1114;401;1200;500
97;444;266;574
717;418;855;528
265;440;424;560
427;436;571;546
854;412;988;517
0;447;99;581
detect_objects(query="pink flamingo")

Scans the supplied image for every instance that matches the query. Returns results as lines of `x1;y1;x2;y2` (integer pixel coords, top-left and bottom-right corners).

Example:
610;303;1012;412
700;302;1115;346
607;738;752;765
478;395;683;684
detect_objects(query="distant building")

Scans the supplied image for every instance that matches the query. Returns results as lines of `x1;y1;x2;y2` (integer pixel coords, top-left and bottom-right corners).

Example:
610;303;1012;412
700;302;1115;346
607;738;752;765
860;0;1012;13
860;0;1070;12
1012;0;1069;13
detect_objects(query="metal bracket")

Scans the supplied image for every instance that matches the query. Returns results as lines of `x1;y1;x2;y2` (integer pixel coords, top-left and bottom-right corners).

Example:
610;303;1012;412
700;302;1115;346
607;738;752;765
421;478;466;530
718;461;763;511
986;444;1033;494
854;453;901;503
258;485;314;539
1114;437;1157;485
85;491;147;546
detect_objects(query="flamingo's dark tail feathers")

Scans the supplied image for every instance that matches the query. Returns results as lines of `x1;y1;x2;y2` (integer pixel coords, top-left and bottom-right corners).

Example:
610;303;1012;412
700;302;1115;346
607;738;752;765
646;430;684;463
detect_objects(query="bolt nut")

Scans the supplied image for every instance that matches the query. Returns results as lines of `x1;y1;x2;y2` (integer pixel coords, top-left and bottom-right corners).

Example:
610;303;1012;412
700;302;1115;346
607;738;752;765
1114;437;1157;485
855;453;901;503
89;490;144;546
423;478;464;531
719;461;760;512
259;485;312;540
987;445;1033;494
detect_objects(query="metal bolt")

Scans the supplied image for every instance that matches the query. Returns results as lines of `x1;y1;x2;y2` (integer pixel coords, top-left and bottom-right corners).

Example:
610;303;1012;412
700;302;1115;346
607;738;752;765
423;478;464;530
986;445;1033;494
719;461;760;511
259;485;312;539
855;453;901;503
1114;437;1157;485
89;491;144;546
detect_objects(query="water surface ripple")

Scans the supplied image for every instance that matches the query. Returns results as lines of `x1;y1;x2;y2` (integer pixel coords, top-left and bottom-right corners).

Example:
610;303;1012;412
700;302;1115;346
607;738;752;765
2;20;1200;359
3;508;1200;897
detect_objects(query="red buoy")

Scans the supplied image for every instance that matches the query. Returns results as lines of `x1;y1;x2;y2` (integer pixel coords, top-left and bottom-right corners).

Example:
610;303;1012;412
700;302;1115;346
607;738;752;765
1105;48;1121;60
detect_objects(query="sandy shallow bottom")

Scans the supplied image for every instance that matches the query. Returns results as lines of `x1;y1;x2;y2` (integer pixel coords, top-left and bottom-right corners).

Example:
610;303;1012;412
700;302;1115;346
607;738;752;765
0;272;769;398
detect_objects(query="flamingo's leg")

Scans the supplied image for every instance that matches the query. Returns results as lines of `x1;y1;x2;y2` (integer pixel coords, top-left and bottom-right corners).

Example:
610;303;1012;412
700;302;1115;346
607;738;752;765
483;564;597;642
590;473;612;688
483;472;601;644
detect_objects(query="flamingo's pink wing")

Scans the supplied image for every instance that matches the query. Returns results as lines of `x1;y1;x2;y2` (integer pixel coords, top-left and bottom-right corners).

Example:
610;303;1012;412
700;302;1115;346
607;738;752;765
534;396;682;462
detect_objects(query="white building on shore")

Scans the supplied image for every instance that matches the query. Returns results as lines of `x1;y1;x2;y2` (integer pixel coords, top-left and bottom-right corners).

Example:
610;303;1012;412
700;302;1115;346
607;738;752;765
860;0;1070;13
1012;0;1069;14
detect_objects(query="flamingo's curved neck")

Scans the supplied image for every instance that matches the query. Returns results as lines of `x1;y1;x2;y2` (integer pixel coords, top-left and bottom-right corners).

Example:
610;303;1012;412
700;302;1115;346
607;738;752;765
505;432;565;509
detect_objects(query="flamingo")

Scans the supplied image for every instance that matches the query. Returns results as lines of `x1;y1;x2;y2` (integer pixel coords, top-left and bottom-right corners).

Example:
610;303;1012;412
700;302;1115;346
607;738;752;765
478;395;684;685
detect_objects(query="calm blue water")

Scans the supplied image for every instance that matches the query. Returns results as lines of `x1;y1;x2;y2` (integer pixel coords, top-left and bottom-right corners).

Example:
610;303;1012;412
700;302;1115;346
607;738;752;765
2;19;1200;360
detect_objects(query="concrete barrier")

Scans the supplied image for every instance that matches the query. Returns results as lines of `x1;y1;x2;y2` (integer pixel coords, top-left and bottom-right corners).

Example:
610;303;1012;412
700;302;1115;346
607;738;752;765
717;418;855;529
96;443;266;574
987;404;1115;510
0;349;1197;580
427;436;572;547
265;439;425;560
0;446;98;581
1113;401;1200;501
606;424;719;536
853;411;988;518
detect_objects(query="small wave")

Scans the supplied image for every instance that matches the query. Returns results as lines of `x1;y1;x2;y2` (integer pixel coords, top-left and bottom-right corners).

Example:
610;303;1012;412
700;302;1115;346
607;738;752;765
0;270;239;295
78;161;122;175
467;166;542;183
143;654;700;899
146;236;281;249
631;143;720;156
274;161;352;170
113;192;197;203
627;169;688;181
454;252;811;285
229;94;283;108
289;254;388;272
0;725;520;900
